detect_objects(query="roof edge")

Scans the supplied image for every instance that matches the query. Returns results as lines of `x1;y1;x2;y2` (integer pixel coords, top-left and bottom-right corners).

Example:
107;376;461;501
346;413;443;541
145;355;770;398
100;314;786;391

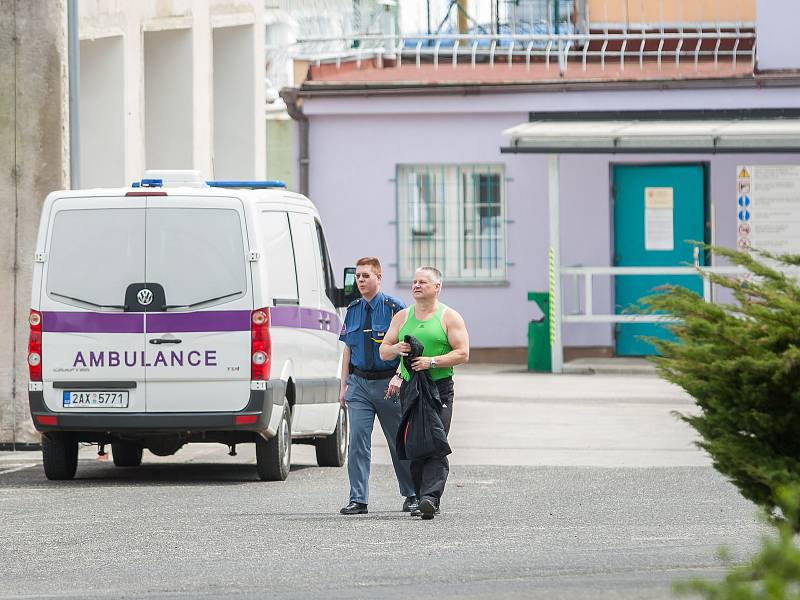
293;72;800;99
500;145;800;155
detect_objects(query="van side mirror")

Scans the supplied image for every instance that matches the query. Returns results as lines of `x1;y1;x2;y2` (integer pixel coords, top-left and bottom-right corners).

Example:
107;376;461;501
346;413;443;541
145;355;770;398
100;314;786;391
334;267;360;307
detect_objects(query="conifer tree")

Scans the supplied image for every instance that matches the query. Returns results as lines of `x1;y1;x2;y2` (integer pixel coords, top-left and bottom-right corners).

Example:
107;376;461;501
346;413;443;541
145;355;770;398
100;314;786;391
644;246;800;530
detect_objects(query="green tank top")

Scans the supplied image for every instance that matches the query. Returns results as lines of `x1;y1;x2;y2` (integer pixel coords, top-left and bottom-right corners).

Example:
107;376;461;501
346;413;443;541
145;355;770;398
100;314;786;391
399;303;453;382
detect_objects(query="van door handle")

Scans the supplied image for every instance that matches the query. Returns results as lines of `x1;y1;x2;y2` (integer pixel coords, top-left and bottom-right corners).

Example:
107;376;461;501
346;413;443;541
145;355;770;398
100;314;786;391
319;317;331;324
149;338;182;345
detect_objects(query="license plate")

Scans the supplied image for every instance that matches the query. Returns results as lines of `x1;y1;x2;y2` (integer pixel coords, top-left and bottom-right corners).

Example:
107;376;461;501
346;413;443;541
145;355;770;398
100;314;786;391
62;391;129;408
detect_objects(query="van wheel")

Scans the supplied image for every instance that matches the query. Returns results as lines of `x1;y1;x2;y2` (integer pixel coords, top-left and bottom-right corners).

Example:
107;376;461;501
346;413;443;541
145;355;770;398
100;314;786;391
111;442;143;467
42;433;78;480
256;403;291;481
315;407;348;467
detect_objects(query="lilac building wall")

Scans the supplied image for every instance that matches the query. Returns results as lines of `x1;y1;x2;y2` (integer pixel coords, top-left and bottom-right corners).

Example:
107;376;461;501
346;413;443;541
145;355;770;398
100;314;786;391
303;85;800;350
757;0;800;71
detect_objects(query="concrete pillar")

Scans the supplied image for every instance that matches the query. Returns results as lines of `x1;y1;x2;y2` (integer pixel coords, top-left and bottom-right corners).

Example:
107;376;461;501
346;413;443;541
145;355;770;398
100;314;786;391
123;1;145;183
0;0;69;446
193;2;213;177
144;28;194;169
80;36;125;188
213;25;256;179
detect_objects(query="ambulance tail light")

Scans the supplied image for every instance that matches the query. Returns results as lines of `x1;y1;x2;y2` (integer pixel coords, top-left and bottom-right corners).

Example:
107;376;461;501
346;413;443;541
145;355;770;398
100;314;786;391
251;308;271;380
28;310;42;382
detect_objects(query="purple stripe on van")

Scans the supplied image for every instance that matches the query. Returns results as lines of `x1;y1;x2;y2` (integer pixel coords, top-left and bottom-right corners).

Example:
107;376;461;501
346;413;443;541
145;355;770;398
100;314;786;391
42;312;144;334
300;307;323;330
146;311;251;333
328;313;342;335
270;306;302;328
42;308;341;334
270;306;341;334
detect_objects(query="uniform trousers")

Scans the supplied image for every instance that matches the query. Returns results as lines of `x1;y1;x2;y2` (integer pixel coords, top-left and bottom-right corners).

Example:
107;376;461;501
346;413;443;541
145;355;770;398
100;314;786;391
409;377;454;505
345;374;415;504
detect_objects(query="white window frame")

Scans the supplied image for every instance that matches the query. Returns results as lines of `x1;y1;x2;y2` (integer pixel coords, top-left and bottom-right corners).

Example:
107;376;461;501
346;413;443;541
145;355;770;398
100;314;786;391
396;164;507;284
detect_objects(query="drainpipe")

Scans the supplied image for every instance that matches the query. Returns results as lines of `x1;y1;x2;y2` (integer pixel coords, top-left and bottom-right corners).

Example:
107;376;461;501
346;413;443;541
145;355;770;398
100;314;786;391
67;0;80;189
280;88;309;196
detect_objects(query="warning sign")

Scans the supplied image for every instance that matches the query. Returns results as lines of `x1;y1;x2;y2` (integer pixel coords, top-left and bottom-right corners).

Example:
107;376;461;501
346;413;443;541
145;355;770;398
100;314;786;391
737;165;800;258
738;181;751;194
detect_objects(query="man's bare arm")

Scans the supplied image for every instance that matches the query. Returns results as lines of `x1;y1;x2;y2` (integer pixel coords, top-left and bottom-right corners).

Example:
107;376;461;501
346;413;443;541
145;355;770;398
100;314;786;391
379;308;410;361
440;309;469;366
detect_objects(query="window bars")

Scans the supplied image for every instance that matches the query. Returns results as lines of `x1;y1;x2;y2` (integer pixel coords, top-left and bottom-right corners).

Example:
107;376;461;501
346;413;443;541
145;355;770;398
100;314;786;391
397;165;507;283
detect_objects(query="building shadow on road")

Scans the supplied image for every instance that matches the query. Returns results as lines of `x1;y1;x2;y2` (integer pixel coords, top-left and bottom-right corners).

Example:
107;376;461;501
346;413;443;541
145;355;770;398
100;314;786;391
0;461;316;488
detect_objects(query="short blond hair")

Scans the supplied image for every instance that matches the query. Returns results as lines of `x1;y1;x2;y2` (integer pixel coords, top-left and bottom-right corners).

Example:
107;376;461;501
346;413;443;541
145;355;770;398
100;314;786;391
416;266;442;284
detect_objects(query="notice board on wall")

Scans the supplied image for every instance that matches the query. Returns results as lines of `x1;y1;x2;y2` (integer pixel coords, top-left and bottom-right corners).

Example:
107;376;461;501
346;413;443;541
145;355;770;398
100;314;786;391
644;187;674;251
736;166;800;256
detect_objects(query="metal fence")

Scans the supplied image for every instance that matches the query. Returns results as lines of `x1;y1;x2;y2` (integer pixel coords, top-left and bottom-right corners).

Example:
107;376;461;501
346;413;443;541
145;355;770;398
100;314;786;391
292;27;756;75
560;265;747;324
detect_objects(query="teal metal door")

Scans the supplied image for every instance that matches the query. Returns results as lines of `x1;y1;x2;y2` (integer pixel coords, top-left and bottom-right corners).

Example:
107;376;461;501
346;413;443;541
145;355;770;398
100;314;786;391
613;164;706;356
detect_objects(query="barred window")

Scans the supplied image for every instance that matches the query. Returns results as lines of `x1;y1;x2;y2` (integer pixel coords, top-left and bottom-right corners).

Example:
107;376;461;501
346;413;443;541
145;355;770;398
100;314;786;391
397;164;507;283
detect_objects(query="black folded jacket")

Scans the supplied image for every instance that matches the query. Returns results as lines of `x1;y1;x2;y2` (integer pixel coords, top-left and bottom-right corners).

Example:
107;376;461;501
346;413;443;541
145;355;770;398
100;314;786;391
396;334;452;460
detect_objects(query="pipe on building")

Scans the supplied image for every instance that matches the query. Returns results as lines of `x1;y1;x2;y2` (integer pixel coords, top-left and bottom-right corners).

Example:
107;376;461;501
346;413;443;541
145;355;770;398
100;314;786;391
67;0;80;189
280;88;309;196
457;0;468;34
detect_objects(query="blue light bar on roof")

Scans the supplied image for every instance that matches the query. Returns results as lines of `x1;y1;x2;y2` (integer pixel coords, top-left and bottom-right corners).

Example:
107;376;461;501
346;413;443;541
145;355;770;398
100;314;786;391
135;179;164;188
206;180;287;189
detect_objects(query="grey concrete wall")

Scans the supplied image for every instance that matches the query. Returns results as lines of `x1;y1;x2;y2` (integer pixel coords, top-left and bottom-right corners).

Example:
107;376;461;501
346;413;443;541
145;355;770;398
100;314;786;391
0;1;68;445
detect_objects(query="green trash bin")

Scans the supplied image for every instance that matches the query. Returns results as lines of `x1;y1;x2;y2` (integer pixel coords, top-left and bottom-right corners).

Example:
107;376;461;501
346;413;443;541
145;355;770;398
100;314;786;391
527;292;552;372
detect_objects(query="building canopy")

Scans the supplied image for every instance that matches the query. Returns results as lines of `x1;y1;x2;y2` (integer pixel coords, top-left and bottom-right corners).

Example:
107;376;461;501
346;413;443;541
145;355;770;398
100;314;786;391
502;118;800;154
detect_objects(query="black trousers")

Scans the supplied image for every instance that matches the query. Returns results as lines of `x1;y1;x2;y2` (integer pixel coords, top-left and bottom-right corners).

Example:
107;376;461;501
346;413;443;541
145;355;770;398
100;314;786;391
410;377;454;504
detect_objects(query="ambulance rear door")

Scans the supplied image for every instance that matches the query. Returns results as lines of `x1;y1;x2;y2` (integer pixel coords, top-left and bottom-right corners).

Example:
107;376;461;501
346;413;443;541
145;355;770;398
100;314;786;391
39;196;146;414
143;196;253;412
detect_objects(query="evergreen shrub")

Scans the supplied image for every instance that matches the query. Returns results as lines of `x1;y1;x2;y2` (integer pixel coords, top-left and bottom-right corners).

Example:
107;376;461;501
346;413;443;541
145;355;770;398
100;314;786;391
644;246;800;529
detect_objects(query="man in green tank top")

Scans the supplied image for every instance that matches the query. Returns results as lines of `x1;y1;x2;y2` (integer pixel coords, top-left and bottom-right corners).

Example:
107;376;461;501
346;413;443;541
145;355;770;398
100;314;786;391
380;266;470;520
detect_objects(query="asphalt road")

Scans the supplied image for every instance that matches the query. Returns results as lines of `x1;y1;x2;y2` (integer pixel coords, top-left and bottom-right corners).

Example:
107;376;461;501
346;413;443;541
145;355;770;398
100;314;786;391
0;368;763;599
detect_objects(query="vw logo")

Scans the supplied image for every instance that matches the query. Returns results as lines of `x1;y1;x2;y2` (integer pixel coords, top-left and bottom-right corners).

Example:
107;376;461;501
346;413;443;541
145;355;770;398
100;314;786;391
137;288;153;306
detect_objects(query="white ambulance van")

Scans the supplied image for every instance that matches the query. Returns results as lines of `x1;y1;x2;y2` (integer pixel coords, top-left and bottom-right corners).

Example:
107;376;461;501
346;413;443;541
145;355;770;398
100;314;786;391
28;170;356;481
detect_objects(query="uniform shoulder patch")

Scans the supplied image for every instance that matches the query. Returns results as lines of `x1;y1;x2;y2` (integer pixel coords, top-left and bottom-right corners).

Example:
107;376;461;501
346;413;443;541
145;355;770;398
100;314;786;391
384;296;404;313
347;298;360;308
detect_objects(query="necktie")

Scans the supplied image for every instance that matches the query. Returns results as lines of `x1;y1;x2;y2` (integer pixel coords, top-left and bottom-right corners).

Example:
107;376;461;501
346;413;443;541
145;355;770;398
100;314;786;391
364;303;374;370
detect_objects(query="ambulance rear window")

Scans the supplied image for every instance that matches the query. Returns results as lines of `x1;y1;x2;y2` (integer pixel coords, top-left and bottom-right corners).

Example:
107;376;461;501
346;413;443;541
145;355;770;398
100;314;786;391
146;208;246;307
47;208;145;307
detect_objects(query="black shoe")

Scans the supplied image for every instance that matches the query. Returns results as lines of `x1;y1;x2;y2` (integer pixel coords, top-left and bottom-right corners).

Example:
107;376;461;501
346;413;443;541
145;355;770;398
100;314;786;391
340;501;368;515
416;498;439;520
402;496;419;512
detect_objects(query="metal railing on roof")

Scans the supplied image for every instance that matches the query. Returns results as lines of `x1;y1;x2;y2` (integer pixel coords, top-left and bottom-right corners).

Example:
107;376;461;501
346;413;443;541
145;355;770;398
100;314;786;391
283;27;756;75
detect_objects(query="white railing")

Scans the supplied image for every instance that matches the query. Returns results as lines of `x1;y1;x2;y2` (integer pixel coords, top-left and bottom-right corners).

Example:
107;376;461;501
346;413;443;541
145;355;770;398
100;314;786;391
560;265;747;324
284;28;756;75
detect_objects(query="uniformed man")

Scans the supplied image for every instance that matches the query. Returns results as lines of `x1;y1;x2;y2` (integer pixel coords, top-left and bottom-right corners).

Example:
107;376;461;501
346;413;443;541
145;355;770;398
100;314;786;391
338;257;417;515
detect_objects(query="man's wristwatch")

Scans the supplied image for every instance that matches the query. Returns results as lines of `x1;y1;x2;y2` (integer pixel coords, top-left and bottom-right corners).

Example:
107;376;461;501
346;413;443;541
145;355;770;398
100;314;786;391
430;357;438;369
